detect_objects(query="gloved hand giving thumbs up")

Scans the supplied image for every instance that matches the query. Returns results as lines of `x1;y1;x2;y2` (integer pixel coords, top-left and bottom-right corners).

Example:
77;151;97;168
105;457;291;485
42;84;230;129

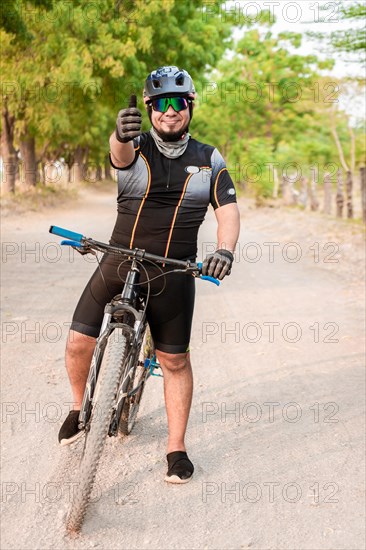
115;95;142;143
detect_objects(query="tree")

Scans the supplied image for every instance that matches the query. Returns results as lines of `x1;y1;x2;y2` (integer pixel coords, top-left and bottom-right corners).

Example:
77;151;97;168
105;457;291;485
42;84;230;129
1;0;236;191
307;1;366;63
192;28;335;196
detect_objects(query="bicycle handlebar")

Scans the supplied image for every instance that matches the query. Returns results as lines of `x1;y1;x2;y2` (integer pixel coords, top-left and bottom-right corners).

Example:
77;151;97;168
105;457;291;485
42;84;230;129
50;226;83;242
50;225;220;286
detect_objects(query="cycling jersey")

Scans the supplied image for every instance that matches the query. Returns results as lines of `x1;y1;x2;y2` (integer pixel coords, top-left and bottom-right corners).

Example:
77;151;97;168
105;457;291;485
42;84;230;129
109;132;237;259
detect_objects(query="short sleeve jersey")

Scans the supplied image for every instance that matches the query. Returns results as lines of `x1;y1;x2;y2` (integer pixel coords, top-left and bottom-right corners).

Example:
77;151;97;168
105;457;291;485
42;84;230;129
110;132;237;260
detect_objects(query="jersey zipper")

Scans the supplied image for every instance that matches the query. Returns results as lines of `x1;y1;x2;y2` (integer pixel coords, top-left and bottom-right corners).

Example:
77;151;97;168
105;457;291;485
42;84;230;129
166;158;171;189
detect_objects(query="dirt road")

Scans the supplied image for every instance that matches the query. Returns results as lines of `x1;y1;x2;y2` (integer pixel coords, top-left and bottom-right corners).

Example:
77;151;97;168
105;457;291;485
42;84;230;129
1;187;365;550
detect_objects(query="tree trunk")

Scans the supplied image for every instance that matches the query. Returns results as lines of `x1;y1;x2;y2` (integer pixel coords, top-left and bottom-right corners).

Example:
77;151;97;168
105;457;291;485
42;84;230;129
96;165;102;181
360;167;366;223
336;169;344;218
104;154;111;180
308;167;319;211
72;145;87;184
38;162;45;185
84;146;89;180
346;171;353;219
1;104;17;193
19;133;37;189
323;173;332;215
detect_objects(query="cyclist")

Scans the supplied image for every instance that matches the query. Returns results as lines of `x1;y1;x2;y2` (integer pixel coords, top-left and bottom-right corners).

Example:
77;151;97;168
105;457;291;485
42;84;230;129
58;66;240;483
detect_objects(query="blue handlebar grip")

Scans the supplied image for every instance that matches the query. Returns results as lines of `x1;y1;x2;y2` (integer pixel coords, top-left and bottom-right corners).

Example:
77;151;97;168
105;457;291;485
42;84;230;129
60;240;84;247
200;275;220;286
196;262;220;285
49;225;83;242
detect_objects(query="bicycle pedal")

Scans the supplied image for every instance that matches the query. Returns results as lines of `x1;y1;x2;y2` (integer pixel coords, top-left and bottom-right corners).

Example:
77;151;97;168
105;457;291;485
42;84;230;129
144;356;163;377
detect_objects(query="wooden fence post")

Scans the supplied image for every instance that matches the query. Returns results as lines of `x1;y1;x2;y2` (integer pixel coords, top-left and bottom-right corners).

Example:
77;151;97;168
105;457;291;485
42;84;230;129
272;166;279;199
323;172;332;215
336;169;344;218
281;175;299;206
361;167;366;224
346;171;353;219
298;176;308;208
308;169;319;211
281;175;291;205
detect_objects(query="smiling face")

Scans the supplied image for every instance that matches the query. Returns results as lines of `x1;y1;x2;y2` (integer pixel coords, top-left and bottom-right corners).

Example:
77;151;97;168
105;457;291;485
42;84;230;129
150;104;191;142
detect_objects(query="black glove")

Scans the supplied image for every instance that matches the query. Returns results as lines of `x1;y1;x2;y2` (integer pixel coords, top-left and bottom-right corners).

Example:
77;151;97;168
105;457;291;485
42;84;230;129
115;95;142;143
202;249;234;280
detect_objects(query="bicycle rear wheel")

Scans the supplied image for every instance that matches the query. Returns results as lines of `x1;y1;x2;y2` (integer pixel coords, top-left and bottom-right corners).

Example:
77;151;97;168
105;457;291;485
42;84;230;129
118;328;154;435
66;328;129;534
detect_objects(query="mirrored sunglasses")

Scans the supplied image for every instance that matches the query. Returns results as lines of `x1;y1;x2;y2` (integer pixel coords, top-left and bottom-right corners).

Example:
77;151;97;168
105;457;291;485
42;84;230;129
150;97;189;113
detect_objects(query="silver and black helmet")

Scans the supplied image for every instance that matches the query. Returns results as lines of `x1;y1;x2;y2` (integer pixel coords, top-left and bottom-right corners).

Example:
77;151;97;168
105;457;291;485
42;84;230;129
143;66;196;101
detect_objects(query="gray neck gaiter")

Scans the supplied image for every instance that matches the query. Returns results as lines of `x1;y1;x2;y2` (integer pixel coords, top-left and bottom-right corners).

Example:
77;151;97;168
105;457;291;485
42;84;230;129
150;127;190;159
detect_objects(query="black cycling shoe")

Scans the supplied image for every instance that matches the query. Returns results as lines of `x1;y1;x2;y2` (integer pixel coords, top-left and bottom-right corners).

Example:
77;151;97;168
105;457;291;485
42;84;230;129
165;451;194;484
58;410;83;446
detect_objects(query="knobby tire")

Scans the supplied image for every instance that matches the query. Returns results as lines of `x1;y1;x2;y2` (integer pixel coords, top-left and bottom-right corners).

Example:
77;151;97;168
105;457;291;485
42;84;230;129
66;328;129;534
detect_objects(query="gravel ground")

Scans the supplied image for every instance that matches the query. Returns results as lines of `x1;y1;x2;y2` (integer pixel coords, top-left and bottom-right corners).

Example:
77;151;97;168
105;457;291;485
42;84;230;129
1;187;365;550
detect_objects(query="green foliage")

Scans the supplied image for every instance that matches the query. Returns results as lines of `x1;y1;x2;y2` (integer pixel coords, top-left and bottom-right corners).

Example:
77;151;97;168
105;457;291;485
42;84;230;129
0;0;52;40
192;29;344;196
1;0;235;167
1;0;363;199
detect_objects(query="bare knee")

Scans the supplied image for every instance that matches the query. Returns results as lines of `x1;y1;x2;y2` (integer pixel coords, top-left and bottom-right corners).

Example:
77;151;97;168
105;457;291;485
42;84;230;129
66;330;96;358
155;350;190;373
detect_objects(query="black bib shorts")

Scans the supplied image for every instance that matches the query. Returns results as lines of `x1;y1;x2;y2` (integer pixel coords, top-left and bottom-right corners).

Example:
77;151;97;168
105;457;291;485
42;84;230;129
70;253;195;354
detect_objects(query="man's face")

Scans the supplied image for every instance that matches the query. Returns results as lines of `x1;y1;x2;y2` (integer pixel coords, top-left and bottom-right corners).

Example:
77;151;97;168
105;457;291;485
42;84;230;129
150;103;190;141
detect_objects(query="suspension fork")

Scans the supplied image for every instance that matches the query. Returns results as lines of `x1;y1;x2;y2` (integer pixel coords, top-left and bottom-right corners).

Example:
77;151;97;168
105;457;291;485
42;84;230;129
78;322;112;429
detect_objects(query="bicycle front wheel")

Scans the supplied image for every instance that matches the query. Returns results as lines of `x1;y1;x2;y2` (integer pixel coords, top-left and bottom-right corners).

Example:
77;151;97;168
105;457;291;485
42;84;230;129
66;328;129;534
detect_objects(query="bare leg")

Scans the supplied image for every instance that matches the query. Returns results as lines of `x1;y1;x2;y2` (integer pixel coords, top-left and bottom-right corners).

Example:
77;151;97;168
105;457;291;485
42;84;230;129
65;330;96;410
155;350;193;454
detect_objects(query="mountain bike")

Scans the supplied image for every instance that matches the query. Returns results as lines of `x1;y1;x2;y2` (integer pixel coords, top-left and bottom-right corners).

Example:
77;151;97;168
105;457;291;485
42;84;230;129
49;225;219;534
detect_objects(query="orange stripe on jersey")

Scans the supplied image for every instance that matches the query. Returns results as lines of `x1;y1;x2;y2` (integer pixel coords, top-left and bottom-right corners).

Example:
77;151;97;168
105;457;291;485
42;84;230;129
129;152;151;249
164;173;193;258
214;168;227;208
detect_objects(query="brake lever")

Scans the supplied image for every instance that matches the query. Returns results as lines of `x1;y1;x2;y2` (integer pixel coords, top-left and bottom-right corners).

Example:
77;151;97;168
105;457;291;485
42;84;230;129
60;239;94;256
195;262;220;286
73;246;93;256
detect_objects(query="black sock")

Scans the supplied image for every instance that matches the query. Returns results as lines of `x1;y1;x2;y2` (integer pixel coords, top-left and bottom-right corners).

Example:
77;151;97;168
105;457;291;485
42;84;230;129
166;451;194;479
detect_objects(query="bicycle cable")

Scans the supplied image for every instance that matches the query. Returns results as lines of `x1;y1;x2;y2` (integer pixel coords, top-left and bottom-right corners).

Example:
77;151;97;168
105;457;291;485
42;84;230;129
92;249;196;305
116;256;168;297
